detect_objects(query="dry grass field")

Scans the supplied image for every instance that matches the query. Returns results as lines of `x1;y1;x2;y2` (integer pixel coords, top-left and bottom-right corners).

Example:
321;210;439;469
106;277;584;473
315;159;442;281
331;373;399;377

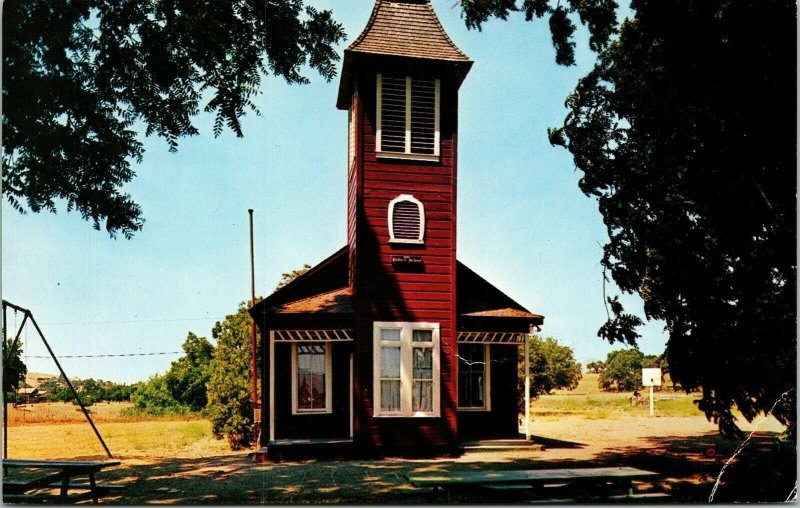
2;375;793;503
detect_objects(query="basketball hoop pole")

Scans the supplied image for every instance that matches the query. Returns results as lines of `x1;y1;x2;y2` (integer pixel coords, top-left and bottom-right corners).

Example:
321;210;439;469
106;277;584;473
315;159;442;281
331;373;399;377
649;385;654;417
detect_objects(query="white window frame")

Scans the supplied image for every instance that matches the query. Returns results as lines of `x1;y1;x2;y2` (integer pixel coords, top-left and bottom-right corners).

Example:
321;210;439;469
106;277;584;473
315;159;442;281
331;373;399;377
291;343;333;415
457;343;492;411
388;194;425;244
376;73;441;161
373;321;441;417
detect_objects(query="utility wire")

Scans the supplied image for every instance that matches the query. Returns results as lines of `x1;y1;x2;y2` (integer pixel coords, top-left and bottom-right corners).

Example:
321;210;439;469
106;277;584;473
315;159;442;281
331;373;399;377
27;351;181;359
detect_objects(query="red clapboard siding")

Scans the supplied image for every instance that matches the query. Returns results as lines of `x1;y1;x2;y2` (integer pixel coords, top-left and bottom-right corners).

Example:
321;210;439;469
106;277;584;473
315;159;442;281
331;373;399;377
348;68;460;450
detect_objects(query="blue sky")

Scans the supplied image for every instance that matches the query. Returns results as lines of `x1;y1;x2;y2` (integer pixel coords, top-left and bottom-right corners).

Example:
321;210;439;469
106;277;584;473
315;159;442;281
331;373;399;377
2;1;666;384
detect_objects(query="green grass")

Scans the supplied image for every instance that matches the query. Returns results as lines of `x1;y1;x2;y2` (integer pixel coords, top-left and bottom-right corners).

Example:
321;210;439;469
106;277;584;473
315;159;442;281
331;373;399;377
533;392;702;418
532;373;704;419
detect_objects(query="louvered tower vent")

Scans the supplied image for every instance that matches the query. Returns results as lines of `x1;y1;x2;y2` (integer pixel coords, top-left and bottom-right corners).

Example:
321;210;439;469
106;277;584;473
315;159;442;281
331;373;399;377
389;195;425;244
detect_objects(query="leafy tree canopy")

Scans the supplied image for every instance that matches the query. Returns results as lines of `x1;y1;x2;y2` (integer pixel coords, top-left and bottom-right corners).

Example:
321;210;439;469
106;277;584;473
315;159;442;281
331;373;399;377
275;264;312;291
3;0;345;238
130;373;189;415
206;303;254;449
599;348;644;392
2;337;27;395
586;361;605;374
519;334;582;405
164;332;214;411
462;0;796;438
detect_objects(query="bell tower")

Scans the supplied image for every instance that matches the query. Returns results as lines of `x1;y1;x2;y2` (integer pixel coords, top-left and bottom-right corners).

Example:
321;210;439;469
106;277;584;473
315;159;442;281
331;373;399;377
337;0;473;449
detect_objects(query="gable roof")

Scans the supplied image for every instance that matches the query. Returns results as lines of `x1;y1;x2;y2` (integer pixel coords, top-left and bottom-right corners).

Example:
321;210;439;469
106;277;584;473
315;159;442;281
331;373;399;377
347;0;470;62
251;246;543;331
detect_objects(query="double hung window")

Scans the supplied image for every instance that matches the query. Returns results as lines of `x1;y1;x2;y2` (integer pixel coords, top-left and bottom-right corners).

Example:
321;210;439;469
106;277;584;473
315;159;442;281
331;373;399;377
291;343;332;414
374;322;440;417
376;74;440;160
458;343;491;410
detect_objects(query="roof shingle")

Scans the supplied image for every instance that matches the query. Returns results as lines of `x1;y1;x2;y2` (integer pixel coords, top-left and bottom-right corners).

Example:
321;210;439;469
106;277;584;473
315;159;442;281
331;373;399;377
347;0;470;62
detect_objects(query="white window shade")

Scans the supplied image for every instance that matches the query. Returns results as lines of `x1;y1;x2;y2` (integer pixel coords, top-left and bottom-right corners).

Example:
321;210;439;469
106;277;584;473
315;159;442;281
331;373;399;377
373;322;440;417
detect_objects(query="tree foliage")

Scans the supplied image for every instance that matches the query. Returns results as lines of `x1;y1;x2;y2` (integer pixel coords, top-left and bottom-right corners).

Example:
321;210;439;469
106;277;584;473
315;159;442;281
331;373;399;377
519;335;582;407
275;264;312;291
130;373;189;415
39;378;135;403
460;0;618;66
164;332;214;411
598;348;643;392
586;361;605;374
2;337;27;395
206;303;253;450
130;332;213;414
462;0;796;438
3;0;345;238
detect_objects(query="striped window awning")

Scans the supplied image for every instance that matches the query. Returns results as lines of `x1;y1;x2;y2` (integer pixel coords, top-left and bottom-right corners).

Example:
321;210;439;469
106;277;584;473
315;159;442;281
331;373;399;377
457;332;526;344
273;330;354;343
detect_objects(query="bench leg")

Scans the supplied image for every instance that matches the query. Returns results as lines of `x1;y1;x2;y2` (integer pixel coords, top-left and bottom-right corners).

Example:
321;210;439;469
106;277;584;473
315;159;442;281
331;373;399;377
60;475;71;502
89;473;99;504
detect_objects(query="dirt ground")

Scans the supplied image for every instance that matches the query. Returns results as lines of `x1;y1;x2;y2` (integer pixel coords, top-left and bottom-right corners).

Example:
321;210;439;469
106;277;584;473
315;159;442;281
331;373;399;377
7;413;791;504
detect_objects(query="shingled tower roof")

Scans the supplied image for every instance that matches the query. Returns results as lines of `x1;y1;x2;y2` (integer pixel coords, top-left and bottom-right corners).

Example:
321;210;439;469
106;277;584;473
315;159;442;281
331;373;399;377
347;0;470;62
336;0;473;109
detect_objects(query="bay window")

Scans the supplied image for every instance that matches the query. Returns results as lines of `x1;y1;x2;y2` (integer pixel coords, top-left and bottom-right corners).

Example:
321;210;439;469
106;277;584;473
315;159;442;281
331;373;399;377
374;322;440;417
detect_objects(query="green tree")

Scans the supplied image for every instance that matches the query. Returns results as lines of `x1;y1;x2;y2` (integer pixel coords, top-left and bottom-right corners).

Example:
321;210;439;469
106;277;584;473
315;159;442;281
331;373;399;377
130;373;189;415
3;1;345;238
206;303;253;449
2;337;27;398
39;379;72;402
164;332;214;411
275;264;312;291
519;335;582;407
599;349;644;392
586;361;605;374
463;0;796;438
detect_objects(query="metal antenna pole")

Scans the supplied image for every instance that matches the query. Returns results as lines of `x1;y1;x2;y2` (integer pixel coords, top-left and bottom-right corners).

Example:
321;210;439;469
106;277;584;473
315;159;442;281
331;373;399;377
248;209;257;408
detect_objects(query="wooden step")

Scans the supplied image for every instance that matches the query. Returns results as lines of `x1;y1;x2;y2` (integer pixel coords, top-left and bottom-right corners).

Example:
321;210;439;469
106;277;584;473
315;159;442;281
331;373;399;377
462;439;545;451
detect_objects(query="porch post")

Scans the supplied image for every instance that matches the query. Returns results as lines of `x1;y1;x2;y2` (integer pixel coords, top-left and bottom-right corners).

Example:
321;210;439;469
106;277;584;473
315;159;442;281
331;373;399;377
524;332;531;440
269;331;275;443
349;352;354;439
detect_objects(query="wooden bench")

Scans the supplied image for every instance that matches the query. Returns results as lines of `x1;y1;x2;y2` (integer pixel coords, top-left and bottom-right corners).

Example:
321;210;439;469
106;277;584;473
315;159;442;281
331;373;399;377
406;466;663;502
3;459;122;504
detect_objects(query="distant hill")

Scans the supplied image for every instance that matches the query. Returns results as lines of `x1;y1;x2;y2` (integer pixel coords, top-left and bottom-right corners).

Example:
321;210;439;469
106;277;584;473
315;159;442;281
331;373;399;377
24;372;60;388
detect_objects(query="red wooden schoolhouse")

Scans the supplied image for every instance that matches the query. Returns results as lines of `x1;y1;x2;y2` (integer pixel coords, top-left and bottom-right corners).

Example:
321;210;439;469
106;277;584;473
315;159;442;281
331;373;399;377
250;0;544;460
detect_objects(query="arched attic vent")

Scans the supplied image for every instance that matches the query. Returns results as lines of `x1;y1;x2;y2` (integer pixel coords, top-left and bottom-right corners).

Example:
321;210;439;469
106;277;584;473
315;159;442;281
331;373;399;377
388;194;425;244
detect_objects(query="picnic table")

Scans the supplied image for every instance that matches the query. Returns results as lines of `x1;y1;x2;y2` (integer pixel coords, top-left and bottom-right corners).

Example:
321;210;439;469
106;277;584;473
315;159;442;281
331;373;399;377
3;459;122;504
406;466;666;502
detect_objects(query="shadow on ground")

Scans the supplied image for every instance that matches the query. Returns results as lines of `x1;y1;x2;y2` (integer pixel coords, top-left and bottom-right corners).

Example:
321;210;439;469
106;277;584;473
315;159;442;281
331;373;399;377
7;431;792;504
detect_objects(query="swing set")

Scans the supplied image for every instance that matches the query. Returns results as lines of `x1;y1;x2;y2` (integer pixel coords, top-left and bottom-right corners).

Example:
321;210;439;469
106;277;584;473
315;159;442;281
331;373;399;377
2;300;113;459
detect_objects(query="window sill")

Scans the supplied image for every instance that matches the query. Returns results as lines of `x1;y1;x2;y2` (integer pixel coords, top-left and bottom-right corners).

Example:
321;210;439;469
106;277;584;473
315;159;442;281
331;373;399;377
293;409;333;415
389;238;424;245
457;407;491;412
377;151;439;162
374;412;441;418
